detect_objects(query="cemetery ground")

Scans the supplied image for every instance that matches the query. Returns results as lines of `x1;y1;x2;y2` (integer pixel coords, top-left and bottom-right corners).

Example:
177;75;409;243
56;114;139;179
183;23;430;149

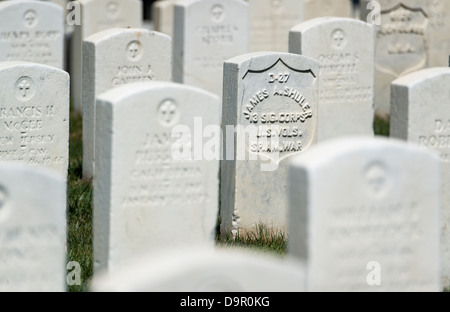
66;110;400;292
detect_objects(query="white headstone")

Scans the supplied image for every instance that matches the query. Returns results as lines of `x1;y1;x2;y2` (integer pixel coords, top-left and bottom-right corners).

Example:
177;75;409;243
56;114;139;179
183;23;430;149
360;0;450;117
91;247;306;292
289;17;374;142
82;28;172;179
94;81;221;275
289;137;441;291
152;0;175;38
361;0;450;68
173;0;249;96
304;0;353;20
71;0;142;112
390;67;450;289
0;0;64;69
247;0;304;53
221;52;318;237
0;61;70;180
0;164;66;292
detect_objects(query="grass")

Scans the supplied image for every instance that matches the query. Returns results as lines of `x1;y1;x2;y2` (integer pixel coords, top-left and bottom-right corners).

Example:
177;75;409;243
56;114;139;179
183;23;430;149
66;112;393;291
67;111;93;292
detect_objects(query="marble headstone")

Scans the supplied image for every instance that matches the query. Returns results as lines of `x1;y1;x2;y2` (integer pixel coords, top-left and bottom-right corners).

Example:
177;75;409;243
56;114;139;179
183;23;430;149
173;0;249;96
290;17;374;141
0;0;64;69
0;61;70;180
71;0;142;112
247;0;304;53
304;0;353;20
289;137;441;291
82;28;172;179
221;52;318;237
0;164;66;292
91;247;306;292
390;67;450;289
360;0;450;117
152;0;175;38
94;81;220;275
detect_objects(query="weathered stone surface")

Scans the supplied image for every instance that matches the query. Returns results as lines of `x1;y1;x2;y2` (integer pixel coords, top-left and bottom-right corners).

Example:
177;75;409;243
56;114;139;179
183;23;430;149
390;67;450;289
290;17;374;141
289;137;441;291
173;0;249;96
0;164;66;292
0;61;70;180
94;81;220;275
82;28;172;179
221;52;318;237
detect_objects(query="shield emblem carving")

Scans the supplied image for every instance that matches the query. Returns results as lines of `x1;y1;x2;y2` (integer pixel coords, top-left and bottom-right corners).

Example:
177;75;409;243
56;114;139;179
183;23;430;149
375;3;429;77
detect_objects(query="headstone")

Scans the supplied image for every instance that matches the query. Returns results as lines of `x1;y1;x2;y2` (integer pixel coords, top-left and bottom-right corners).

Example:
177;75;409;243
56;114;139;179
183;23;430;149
361;0;450;68
94;81;220;275
304;0;353;20
173;0;249;96
0;61;70;180
360;0;450;117
221;52;318;237
289;17;374;142
82;28;172;179
71;0;142;112
152;0;175;38
91;247;306;292
0;0;64;69
390;67;450;289
247;0;304;53
426;0;450;68
289;137;441;291
0;164;66;292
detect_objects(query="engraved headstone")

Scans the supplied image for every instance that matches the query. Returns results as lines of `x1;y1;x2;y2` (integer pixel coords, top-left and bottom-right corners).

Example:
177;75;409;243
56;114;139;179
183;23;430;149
71;0;142;112
247;0;304;53
290;17;374;141
0;61;70;180
221;52;318;237
0;0;64;69
0;164;66;292
361;0;450;68
82;28;172;179
91;247;306;291
304;0;353;20
360;0;450;117
173;0;249;96
94;81;220;275
289;137;441;291
390;67;450;289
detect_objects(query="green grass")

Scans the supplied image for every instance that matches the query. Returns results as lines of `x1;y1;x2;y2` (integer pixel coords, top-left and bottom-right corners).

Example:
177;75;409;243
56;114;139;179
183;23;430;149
216;224;287;256
374;116;390;137
67;111;93;292
65;111;394;291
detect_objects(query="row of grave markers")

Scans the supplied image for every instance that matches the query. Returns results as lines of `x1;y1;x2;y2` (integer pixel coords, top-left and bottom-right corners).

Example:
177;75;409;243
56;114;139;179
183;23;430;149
1;0;449;116
1;54;449;291
0;0;449;292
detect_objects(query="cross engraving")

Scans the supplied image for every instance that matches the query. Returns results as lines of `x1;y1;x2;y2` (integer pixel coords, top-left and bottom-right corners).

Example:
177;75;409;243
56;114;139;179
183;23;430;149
18;79;31;98
24;10;37;27
332;29;346;49
128;42;140;59
159;100;178;125
107;1;119;16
